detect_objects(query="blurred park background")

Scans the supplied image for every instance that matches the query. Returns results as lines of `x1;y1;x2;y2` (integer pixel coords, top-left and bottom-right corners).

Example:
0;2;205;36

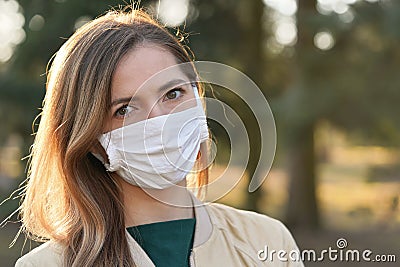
0;0;399;266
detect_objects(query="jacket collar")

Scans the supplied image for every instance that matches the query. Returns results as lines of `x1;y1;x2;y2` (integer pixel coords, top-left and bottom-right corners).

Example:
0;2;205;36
190;191;213;247
124;191;213;265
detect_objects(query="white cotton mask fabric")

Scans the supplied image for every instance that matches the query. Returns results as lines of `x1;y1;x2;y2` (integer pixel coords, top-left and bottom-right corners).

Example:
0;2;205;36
95;85;209;189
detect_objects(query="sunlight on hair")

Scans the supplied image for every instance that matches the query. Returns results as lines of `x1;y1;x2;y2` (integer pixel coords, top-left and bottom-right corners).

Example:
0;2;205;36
157;0;189;27
0;0;25;63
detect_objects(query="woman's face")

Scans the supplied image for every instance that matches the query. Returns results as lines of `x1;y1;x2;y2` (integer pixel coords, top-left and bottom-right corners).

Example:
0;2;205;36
104;44;196;132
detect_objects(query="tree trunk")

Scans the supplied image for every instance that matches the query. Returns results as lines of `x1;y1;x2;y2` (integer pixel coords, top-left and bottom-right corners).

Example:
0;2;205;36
285;0;320;229
240;0;266;212
286;122;319;228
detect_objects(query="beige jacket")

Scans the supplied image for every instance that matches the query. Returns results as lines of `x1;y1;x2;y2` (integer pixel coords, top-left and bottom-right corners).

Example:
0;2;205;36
15;200;304;267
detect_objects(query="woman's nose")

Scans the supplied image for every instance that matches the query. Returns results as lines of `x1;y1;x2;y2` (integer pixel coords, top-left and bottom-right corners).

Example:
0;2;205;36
147;104;165;119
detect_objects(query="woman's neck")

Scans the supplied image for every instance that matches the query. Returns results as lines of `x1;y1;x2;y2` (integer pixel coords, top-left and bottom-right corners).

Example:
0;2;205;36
119;178;194;227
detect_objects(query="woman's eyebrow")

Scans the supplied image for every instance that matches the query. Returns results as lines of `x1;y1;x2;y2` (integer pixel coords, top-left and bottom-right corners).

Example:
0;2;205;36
157;78;189;93
111;97;132;107
111;78;190;107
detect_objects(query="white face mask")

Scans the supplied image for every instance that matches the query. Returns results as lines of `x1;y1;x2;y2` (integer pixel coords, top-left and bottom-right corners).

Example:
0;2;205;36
95;85;209;189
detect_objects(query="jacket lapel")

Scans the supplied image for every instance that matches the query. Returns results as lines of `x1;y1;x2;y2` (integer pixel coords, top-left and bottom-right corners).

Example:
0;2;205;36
123;191;213;266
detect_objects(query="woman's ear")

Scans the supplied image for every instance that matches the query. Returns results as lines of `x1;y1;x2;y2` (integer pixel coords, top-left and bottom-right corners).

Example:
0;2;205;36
89;141;110;165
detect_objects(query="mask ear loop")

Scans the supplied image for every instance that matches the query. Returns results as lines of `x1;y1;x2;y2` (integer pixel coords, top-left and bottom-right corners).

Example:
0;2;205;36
190;82;210;194
191;80;208;151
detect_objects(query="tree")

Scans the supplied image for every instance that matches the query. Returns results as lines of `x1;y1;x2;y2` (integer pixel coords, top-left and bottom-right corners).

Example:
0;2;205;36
282;0;400;229
0;0;137;154
189;0;269;211
284;0;320;229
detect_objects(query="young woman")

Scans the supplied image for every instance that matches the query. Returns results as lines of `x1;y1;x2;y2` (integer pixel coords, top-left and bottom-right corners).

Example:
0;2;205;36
15;9;304;267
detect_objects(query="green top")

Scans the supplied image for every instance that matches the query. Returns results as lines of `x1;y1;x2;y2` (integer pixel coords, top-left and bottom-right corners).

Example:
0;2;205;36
127;218;196;267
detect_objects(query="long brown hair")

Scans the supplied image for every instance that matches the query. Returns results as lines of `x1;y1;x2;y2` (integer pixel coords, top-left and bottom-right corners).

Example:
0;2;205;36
20;9;207;266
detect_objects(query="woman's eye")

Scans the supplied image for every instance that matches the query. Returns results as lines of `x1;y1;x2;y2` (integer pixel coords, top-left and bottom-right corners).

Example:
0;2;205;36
114;105;134;118
164;88;183;101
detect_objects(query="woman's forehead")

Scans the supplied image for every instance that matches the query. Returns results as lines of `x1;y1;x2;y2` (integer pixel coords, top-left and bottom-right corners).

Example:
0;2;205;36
111;45;189;99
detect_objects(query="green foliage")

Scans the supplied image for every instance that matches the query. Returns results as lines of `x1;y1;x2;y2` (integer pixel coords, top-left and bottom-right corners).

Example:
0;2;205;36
0;0;147;152
277;0;400;146
0;0;399;224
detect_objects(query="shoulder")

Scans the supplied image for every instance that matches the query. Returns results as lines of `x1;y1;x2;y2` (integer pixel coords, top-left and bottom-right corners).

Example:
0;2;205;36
206;202;300;251
15;241;64;267
206;202;287;235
